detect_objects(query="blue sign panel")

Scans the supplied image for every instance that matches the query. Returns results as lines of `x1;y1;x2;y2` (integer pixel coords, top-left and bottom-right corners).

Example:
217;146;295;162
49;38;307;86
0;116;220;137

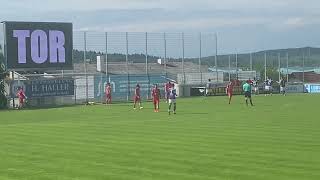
95;74;167;101
304;84;320;93
25;78;74;97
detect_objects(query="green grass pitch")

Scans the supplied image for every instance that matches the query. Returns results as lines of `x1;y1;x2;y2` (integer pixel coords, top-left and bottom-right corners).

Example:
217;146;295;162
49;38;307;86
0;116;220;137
0;94;320;180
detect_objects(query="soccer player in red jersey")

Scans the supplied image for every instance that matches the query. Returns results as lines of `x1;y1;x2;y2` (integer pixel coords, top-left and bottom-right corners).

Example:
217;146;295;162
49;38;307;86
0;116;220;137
152;84;161;112
105;82;112;104
16;87;26;109
164;81;172;103
226;81;234;104
133;84;143;110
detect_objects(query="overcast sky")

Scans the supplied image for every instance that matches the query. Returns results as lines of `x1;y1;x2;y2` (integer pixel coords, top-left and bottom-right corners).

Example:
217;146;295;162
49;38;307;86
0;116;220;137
0;0;319;54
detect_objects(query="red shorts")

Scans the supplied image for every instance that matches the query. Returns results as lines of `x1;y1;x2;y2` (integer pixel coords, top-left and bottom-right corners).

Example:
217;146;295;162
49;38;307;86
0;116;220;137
106;94;111;99
153;98;159;104
134;96;141;102
19;98;24;104
228;92;233;97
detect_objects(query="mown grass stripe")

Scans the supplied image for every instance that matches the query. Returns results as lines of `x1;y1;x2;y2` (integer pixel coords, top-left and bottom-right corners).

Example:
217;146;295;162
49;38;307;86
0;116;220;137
1;95;320;179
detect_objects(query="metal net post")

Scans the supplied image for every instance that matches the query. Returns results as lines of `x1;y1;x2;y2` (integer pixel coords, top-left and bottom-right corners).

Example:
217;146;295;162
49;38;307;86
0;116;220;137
228;55;231;82
164;33;167;78
145;32;148;75
104;32;108;103
105;32;108;76
199;32;202;84
145;32;150;100
307;47;311;83
181;32;185;84
286;52;289;83
264;52;267;81
278;52;281;82
125;32;129;102
215;33;218;83
236;52;238;80
250;52;253;71
302;51;305;83
83;31;88;103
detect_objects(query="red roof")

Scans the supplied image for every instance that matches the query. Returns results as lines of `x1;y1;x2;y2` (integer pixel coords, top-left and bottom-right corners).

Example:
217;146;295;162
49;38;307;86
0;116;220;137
291;72;320;83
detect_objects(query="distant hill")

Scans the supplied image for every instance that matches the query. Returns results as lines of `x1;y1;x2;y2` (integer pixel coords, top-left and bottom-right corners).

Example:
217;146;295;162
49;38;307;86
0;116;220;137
74;47;320;68
200;47;320;69
1;46;319;72
73;50;161;64
71;46;320;80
